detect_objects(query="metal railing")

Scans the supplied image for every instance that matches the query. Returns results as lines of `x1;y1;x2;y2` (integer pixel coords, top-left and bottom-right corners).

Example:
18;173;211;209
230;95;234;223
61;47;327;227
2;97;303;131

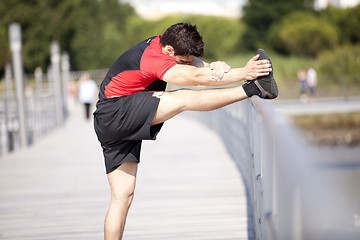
190;96;358;240
0;83;58;155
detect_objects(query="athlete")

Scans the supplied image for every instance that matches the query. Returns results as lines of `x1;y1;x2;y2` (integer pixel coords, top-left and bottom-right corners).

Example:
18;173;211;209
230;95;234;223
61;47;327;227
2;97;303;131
93;22;278;239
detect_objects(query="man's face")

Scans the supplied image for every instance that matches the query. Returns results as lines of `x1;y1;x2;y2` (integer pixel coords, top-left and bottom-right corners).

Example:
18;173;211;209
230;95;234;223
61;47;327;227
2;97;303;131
162;45;195;65
171;55;195;65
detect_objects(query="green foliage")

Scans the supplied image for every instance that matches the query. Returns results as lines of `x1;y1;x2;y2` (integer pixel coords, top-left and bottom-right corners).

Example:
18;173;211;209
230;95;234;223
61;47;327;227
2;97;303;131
269;12;338;57
65;0;103;70
317;44;360;81
158;15;244;60
0;0;359;84
118;15;245;61
0;0;134;72
0;27;10;69
0;0;54;71
242;0;314;50
321;5;360;45
0;0;244;72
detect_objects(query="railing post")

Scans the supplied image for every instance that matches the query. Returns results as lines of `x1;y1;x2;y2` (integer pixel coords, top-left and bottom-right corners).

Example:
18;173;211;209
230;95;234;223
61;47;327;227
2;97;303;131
9;23;27;148
3;63;14;153
61;52;70;119
50;41;64;126
34;67;43;140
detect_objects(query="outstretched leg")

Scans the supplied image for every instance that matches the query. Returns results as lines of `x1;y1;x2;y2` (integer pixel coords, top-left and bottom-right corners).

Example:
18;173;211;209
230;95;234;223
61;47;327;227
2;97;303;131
152;86;248;126
105;162;138;240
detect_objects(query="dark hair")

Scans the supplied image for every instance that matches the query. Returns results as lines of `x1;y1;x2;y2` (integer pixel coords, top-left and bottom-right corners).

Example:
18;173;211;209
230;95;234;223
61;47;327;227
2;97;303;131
160;22;204;57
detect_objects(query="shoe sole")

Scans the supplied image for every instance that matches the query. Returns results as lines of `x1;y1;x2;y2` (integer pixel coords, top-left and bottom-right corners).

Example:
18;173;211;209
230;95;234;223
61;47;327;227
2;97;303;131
254;49;278;99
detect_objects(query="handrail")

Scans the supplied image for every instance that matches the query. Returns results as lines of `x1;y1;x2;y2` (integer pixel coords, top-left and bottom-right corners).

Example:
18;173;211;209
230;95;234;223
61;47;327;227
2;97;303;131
190;96;357;240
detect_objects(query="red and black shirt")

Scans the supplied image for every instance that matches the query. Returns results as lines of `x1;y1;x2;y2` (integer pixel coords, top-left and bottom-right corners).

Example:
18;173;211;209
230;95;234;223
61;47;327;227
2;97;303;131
98;36;177;101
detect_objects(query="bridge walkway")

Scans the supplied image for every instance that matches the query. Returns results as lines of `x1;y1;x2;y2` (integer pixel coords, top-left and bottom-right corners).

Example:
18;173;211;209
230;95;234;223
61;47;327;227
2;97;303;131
0;104;251;240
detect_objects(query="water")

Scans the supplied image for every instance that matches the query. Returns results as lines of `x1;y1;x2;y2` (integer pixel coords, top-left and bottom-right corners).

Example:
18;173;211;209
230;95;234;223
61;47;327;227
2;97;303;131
312;145;360;233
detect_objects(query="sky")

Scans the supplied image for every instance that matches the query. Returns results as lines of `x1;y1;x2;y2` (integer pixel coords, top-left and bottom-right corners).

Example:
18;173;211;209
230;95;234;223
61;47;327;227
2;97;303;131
315;0;360;9
120;0;246;19
121;0;360;19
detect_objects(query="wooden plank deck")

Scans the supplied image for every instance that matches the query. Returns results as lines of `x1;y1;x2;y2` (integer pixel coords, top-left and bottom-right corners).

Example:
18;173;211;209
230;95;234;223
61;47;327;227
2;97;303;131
0;104;251;239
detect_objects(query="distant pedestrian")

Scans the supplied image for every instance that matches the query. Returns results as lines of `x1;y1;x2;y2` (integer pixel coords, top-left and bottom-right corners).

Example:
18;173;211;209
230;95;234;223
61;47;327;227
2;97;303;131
307;67;317;100
297;68;307;103
78;73;98;120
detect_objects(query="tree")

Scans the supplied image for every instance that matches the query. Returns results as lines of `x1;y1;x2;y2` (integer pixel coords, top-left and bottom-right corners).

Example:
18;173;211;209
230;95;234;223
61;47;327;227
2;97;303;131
321;5;360;45
317;44;360;84
0;27;10;73
241;0;314;50
0;0;136;72
269;12;338;57
0;0;53;72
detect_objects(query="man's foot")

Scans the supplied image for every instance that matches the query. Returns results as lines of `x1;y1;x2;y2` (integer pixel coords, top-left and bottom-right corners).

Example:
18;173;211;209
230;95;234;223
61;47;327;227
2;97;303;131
253;49;278;99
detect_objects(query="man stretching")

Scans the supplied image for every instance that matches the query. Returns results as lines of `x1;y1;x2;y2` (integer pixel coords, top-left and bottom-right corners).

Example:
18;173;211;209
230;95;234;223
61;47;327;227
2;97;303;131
93;22;278;240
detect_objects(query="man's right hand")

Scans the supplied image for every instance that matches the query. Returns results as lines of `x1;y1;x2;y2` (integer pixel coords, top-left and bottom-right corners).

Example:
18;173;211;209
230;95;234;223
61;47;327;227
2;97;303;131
243;55;272;81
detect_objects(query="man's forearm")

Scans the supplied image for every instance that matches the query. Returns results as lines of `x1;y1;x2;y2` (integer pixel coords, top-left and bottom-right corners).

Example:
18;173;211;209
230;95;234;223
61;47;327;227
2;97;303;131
164;65;246;86
192;67;246;86
163;55;271;86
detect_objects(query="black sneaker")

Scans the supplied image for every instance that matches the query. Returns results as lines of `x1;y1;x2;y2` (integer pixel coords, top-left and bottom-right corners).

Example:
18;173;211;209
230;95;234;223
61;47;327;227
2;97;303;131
253;49;278;99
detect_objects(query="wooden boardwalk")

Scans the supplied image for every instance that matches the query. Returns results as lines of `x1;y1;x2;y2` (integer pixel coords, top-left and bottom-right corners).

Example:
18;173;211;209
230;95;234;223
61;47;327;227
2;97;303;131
0;104;251;240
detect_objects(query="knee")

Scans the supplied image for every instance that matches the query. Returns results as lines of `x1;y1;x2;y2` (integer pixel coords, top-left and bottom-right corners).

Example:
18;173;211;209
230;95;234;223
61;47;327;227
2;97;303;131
107;162;137;206
109;179;136;207
111;188;135;207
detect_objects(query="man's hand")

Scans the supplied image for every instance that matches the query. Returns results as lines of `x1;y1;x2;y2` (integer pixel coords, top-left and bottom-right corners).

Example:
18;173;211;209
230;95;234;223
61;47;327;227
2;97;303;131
210;61;231;81
243;55;272;81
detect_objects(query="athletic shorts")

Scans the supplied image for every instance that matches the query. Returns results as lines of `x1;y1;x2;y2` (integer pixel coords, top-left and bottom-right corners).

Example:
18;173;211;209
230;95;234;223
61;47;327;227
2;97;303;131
93;91;164;174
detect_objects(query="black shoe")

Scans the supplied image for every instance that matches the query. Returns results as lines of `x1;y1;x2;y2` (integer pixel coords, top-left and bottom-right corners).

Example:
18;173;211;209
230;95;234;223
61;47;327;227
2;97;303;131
253;49;278;99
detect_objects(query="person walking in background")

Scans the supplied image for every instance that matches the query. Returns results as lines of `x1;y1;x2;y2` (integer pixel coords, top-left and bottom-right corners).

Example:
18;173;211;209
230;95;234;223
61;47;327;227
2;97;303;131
297;67;308;103
93;22;278;239
307;67;318;101
78;73;98;120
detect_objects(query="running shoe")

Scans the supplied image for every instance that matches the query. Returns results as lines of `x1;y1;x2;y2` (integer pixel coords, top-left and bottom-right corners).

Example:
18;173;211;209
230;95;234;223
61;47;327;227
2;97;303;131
253;49;278;99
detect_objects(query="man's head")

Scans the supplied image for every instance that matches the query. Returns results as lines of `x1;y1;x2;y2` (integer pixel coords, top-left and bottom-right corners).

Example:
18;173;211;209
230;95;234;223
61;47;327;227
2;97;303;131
160;22;204;63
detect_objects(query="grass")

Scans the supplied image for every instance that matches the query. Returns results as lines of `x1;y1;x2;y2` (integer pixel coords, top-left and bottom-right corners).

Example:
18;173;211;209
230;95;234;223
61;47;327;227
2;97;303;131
292;112;360;146
293;112;360;129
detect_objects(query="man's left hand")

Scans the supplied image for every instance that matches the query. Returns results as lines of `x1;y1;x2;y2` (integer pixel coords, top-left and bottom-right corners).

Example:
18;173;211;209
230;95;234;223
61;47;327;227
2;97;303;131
210;61;231;81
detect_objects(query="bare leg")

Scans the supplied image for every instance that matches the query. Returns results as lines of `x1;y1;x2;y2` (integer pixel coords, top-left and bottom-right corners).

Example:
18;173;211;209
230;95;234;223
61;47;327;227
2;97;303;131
152;86;248;125
105;162;138;240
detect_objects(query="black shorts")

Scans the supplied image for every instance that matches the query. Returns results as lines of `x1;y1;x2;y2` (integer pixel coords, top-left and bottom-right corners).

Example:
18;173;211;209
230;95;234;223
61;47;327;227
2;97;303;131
93;92;164;174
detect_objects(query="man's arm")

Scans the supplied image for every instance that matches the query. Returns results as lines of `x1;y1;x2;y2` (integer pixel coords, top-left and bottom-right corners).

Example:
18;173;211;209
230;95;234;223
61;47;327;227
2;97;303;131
163;55;272;86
